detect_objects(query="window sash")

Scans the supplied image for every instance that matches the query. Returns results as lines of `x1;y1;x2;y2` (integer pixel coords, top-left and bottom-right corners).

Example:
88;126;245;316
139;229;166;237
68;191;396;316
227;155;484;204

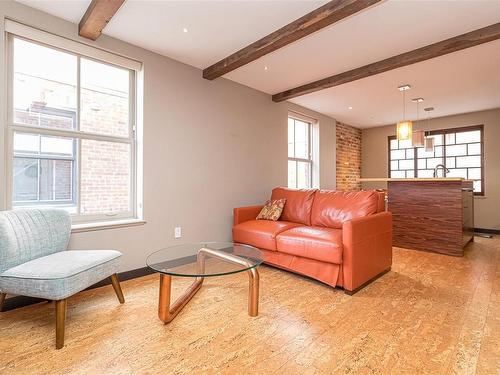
387;125;484;195
12;157;75;205
6;32;139;223
288;116;313;189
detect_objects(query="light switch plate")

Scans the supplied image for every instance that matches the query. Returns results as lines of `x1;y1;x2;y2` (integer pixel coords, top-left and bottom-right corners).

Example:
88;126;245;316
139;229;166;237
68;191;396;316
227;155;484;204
174;227;182;238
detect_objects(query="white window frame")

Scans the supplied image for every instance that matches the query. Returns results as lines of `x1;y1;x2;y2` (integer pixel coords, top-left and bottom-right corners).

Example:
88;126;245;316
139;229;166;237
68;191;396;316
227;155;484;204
4;22;143;225
288;112;316;189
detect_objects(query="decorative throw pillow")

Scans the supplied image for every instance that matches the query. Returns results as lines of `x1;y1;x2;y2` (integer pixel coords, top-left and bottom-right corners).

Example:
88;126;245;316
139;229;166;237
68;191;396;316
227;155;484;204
256;199;286;221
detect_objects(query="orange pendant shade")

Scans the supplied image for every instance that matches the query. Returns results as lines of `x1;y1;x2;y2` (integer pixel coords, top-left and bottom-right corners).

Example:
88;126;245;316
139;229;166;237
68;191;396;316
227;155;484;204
396;121;413;141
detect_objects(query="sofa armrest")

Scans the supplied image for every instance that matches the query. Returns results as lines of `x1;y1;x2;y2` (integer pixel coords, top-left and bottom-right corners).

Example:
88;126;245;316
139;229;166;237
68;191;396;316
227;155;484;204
233;205;264;226
342;212;392;293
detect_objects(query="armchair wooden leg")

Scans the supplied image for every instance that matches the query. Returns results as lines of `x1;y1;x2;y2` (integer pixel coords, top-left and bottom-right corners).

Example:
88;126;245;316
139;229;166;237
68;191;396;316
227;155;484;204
0;293;6;312
110;274;125;304
55;299;67;349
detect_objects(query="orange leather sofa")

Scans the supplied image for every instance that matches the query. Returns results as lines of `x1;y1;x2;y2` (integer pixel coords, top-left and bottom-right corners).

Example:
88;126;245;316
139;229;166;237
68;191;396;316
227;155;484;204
233;187;392;294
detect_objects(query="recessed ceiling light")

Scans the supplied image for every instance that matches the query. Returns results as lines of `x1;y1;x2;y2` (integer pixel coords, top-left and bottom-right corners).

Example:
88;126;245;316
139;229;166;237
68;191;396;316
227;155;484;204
348;106;353;110
182;27;188;33
264;66;268;71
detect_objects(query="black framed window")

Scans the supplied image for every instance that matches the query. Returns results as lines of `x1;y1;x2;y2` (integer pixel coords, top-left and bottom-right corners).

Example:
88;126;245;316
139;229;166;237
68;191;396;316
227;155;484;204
388;125;484;195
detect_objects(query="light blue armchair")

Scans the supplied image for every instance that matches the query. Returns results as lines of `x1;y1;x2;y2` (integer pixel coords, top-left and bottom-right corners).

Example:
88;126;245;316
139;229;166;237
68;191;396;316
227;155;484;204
0;209;124;349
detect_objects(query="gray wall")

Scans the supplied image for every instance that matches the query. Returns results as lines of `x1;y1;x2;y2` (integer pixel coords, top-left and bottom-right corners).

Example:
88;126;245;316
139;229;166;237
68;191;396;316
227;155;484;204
361;108;500;230
0;1;336;271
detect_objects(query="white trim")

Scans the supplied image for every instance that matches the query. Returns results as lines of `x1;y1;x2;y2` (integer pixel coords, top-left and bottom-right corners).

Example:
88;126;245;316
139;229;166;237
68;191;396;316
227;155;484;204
135;69;144;220
5;19;142;71
76;56;82;215
71;218;146;233
288;110;318;125
287;115;315;189
11;125;134;144
5;32;143;225
311;121;320;189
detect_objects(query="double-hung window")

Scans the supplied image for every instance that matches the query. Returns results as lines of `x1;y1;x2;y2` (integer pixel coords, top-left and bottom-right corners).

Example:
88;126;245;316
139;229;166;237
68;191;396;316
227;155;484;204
288;115;313;189
6;23;142;224
388;125;484;195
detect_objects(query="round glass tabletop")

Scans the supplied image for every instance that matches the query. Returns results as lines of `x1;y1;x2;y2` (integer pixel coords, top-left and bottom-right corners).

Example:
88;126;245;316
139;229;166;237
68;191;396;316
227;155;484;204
146;242;263;277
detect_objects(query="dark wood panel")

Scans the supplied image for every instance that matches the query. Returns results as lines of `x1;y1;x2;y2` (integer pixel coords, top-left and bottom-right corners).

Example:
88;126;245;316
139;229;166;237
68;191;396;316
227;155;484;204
388;180;469;256
202;0;381;80
272;23;500;102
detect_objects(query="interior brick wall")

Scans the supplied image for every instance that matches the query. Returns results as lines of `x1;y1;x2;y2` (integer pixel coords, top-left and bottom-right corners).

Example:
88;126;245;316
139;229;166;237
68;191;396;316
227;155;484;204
336;122;362;191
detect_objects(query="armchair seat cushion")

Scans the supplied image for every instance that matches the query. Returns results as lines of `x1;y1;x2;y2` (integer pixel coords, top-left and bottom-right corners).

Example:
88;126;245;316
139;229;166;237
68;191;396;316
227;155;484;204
0;250;121;300
233;220;302;251
276;226;343;264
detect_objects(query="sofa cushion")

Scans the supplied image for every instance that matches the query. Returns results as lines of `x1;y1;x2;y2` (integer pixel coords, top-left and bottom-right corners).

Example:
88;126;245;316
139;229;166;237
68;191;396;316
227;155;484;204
233;220;302;251
276;226;343;264
0;250;122;300
271;187;316;225
311;190;379;228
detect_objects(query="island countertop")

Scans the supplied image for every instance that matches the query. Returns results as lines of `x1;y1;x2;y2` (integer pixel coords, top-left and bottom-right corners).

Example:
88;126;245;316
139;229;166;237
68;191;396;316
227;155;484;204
358;177;475;182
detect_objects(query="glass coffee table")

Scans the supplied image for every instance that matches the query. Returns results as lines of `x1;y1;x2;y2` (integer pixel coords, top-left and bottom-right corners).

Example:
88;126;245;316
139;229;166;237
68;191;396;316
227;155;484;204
146;242;263;324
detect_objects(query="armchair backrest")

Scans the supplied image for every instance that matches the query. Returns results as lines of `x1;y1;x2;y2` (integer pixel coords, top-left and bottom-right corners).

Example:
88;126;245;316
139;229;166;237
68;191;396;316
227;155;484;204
0;209;71;274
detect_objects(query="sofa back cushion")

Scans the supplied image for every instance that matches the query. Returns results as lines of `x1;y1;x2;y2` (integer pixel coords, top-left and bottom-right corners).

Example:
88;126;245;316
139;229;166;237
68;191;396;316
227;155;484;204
271;187;316;225
376;191;386;213
0;209;71;274
311;190;379;228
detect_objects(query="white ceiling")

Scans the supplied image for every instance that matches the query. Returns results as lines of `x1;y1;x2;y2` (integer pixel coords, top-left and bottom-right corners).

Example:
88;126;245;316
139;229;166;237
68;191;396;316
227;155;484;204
15;0;500;127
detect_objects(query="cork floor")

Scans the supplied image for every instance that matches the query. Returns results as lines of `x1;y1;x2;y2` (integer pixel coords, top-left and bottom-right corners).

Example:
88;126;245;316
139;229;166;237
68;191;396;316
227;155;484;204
0;237;499;375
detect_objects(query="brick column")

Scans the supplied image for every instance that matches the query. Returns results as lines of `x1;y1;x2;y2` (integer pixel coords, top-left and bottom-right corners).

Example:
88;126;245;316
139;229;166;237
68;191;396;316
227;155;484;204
336;122;362;191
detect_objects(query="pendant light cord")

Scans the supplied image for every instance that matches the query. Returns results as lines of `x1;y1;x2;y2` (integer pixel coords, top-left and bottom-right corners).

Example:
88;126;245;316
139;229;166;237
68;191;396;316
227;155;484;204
416;100;419;130
426;109;430;136
402;89;406;119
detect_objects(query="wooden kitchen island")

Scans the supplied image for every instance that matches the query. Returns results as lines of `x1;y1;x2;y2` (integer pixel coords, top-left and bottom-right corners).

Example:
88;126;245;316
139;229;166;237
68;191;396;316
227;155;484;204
360;178;475;256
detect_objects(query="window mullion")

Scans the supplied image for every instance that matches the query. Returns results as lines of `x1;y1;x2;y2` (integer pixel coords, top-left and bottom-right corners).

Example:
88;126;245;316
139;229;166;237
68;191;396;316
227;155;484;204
11;125;133;144
52;161;56;201
414;146;418;178
37;159;41;203
295;160;298;189
76;55;82;215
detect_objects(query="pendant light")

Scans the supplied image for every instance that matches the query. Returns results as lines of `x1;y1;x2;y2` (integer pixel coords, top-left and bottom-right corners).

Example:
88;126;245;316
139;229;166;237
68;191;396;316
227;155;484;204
412;97;425;147
396;85;412;141
424;107;435;152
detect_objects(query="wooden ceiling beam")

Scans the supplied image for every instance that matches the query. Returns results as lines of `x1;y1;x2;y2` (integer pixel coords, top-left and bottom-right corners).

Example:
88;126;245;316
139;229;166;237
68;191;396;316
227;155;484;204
272;22;500;102
202;0;381;80
79;0;126;41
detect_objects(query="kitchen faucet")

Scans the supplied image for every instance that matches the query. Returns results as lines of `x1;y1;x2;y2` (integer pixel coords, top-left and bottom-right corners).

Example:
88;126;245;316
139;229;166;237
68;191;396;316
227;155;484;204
433;164;450;178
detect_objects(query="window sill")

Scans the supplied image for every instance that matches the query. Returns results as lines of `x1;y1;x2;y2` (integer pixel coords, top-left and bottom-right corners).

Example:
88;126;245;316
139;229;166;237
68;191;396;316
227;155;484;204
71;219;146;233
